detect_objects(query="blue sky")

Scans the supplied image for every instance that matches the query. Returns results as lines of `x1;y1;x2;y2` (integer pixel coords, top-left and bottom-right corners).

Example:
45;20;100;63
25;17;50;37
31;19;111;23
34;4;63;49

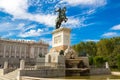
0;0;120;46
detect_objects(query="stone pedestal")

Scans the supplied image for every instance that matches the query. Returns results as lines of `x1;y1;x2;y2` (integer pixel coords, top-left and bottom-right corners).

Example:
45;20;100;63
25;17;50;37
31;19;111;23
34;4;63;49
45;27;70;67
51;27;71;52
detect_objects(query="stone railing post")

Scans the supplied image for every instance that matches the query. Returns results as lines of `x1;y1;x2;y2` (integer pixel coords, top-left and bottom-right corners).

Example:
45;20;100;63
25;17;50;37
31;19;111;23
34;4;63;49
105;62;109;69
17;70;20;80
20;60;25;70
4;61;8;69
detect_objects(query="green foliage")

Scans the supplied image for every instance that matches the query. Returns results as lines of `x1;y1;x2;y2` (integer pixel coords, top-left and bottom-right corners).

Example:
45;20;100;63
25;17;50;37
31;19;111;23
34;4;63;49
89;56;94;65
86;41;97;56
78;50;87;57
73;41;97;56
72;37;120;69
94;56;106;67
117;54;120;70
96;38;114;56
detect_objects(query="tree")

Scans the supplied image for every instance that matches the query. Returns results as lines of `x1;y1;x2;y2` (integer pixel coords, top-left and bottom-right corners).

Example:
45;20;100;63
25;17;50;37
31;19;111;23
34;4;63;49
96;39;113;56
89;56;94;65
94;56;106;68
108;37;120;68
85;41;97;56
72;37;120;69
117;54;120;70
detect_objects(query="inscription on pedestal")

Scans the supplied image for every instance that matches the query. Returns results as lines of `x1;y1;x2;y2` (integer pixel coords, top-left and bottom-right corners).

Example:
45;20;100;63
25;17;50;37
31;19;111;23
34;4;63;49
54;35;61;44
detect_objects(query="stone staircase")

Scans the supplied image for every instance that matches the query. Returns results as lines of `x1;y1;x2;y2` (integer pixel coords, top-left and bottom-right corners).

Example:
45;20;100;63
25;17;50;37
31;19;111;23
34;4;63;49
0;69;19;80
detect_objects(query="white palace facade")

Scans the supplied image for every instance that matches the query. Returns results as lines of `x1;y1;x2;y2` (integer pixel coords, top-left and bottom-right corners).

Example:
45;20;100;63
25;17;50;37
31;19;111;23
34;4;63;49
0;38;49;67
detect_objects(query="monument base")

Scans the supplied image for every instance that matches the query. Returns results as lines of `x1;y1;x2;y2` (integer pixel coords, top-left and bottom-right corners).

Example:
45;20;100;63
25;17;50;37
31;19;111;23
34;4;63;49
45;51;65;67
44;27;90;76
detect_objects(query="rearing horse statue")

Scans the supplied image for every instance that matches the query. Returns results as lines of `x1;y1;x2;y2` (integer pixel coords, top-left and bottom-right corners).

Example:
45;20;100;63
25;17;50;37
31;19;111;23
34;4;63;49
55;7;68;29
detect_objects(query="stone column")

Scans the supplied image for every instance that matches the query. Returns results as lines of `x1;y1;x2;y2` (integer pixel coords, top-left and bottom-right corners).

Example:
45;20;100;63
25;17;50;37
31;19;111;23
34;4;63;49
9;45;11;57
24;46;26;58
20;60;25;70
4;61;8;69
15;46;17;58
3;45;6;58
40;47;42;56
42;48;44;56
20;46;21;58
38;47;39;57
30;46;34;58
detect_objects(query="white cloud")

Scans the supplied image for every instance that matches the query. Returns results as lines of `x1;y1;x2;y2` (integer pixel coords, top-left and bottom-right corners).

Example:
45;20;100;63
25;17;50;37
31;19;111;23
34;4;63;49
58;0;107;7
19;29;43;37
24;25;36;31
12;11;57;28
111;24;120;30
86;9;96;15
0;0;28;17
16;23;25;30
18;24;36;33
17;23;37;32
0;0;83;28
2;32;14;38
0;22;27;32
64;17;80;28
102;32;118;37
0;21;51;38
29;14;56;27
0;22;27;38
0;22;16;31
83;39;99;42
20;13;81;28
0;0;57;27
63;17;87;28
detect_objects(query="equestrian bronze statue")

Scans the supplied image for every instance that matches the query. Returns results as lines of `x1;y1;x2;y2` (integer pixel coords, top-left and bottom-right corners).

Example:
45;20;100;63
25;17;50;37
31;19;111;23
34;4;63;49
55;7;68;29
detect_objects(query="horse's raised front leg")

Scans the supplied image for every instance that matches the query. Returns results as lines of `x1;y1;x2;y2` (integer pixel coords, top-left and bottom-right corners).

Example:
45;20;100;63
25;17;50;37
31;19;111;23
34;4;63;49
58;23;61;28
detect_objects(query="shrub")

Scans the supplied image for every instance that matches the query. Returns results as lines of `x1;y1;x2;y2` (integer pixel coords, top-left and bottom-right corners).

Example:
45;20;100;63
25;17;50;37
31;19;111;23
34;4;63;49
94;56;106;67
117;54;120;70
